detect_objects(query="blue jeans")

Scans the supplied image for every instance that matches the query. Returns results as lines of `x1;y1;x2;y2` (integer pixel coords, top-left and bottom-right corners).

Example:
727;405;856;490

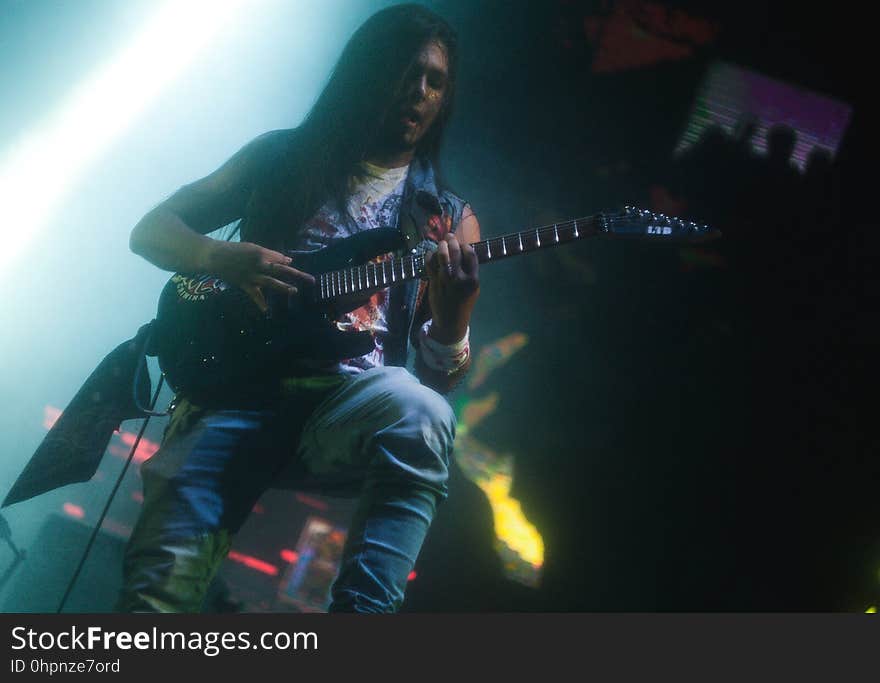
117;366;455;613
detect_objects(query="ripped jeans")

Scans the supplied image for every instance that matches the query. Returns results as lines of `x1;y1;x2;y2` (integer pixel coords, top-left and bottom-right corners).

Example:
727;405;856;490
116;366;455;613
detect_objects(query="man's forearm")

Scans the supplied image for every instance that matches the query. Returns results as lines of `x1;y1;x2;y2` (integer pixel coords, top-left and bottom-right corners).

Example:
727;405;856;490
130;207;217;274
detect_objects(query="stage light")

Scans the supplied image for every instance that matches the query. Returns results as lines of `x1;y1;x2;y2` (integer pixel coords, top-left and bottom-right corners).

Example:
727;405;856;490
62;502;85;520
0;0;250;273
482;473;545;571
227;550;279;577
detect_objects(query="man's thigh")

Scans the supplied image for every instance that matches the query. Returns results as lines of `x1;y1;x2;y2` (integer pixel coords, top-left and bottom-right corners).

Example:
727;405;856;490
291;366;455;494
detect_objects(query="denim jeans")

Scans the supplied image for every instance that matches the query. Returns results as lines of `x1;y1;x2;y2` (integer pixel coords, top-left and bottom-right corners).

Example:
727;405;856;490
117;366;455;613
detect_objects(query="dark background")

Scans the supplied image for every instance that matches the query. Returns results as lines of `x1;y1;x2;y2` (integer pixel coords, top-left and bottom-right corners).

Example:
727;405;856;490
401;0;878;611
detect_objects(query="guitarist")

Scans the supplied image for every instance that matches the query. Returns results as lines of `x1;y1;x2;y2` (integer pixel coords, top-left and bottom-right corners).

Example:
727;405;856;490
118;4;480;613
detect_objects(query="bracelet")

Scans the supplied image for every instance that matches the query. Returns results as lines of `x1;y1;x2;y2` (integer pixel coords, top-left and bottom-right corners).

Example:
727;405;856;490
418;320;470;374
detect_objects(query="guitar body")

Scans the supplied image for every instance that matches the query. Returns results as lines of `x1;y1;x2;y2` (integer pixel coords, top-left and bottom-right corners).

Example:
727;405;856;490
152;228;406;400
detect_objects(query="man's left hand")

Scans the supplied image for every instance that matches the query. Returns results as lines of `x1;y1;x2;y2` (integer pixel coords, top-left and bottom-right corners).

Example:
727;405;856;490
425;233;480;344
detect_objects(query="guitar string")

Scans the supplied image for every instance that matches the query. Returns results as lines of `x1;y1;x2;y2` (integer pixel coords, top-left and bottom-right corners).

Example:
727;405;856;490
317;211;709;300
318;214;610;299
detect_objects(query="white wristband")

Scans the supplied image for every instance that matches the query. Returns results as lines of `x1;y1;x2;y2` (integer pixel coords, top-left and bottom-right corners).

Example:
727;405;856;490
418;320;470;374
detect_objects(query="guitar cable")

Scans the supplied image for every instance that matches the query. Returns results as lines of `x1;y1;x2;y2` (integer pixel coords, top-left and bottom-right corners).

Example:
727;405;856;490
56;369;166;613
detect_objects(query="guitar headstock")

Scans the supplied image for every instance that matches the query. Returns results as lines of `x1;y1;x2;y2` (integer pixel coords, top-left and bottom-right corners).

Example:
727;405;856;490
602;206;720;243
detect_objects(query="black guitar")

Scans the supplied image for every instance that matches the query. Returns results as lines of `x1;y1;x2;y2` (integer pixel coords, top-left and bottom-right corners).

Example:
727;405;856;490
151;207;718;398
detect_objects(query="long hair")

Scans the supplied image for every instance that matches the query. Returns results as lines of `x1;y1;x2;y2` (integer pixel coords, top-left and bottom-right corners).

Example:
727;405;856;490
247;4;458;248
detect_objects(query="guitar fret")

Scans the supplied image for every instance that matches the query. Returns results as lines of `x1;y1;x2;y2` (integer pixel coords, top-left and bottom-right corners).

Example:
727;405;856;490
317;212;665;302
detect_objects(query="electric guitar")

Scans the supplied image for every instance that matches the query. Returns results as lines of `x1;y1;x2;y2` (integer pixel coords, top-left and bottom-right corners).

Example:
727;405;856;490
151;207;718;399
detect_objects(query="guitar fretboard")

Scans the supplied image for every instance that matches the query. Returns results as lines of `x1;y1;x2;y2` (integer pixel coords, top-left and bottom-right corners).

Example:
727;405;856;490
316;215;604;303
318;254;428;302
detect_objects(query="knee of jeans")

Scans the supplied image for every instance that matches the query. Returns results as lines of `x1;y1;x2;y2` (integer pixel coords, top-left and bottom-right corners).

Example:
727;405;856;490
405;383;456;456
371;382;455;492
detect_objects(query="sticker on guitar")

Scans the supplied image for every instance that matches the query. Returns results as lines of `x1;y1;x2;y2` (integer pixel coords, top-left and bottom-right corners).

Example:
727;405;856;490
171;274;229;302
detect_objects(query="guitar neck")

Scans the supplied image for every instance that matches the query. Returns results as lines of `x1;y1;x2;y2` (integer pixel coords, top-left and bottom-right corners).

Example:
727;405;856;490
314;207;716;303
470;216;600;265
315;215;603;304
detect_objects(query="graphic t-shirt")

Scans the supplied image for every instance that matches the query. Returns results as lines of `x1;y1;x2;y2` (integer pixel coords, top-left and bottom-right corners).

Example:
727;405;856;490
293;161;409;374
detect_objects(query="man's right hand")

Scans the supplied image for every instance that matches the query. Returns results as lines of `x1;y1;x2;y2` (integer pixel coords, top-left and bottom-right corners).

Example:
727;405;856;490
206;241;315;313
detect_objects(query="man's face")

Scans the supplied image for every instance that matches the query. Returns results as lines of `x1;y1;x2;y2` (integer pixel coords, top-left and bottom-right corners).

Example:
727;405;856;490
385;40;450;152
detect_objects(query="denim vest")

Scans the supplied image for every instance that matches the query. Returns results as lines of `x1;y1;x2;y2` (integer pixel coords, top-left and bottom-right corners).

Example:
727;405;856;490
383;157;467;368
